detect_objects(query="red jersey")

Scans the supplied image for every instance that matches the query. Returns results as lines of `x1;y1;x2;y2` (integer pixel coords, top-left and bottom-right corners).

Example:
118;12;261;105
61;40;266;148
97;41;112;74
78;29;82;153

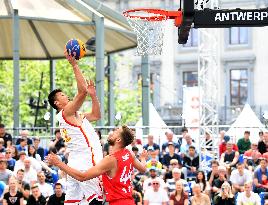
219;143;238;156
102;149;135;205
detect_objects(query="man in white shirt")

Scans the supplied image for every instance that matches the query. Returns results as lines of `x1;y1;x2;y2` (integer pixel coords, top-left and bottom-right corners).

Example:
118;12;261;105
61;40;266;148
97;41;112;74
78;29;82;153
230;163;252;193
37;171;54;198
237;181;261;205
143;167;166;192
23;158;37;184
144;177;169;205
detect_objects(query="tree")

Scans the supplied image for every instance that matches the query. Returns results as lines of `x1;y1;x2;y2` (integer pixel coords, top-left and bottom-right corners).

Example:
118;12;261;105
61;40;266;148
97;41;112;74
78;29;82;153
0;56;142;128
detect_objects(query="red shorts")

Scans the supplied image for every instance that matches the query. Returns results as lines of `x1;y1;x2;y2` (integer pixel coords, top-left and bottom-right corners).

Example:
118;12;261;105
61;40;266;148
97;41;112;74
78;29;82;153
108;198;135;205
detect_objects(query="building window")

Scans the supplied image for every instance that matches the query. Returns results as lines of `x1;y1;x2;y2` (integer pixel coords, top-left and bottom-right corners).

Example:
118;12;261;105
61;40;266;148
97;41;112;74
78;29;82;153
183;71;198;87
230;69;248;105
183;29;198;47
229;27;248;45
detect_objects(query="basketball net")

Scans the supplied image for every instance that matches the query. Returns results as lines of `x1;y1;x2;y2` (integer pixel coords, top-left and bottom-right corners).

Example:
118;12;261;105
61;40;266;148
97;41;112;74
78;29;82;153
125;13;167;55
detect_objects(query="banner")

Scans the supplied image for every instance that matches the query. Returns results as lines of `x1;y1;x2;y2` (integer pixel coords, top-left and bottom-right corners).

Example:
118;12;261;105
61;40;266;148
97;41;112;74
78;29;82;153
182;87;201;141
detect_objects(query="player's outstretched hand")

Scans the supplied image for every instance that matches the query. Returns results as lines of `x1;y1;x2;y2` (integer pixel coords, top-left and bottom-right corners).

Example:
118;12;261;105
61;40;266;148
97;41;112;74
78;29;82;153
46;153;61;167
140;149;148;160
87;80;97;97
64;49;77;67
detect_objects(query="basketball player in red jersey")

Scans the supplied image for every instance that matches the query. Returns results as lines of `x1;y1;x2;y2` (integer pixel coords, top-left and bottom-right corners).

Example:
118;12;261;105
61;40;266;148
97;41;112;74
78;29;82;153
47;125;147;205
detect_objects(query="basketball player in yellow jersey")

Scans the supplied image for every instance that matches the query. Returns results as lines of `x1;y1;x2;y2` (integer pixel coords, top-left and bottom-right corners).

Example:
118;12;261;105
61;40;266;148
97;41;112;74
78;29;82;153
48;53;103;205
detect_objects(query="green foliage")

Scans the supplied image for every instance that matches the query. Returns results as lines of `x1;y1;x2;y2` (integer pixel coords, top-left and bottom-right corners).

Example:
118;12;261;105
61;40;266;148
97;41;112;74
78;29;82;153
0;56;141;128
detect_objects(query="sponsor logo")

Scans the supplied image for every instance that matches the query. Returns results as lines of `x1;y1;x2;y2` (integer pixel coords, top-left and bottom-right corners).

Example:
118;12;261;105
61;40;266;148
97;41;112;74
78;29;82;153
215;11;268;22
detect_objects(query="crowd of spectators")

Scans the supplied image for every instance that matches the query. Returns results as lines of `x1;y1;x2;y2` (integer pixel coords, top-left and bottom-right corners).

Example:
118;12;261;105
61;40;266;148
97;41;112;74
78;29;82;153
0;122;268;205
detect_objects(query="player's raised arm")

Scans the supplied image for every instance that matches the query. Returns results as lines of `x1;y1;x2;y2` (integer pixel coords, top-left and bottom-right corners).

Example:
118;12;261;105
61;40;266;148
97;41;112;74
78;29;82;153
84;80;101;122
47;153;116;182
132;149;147;173
64;52;88;116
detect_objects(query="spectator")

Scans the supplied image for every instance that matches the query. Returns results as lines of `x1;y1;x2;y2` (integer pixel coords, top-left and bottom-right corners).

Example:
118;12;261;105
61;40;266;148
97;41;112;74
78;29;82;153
103;131;113;156
237;131;251;154
253;158;268;193
244;141;262;171
16;130;32;146
162;132;180;155
180;134;196;157
219;135;238;156
213;182;235;205
146;157;162;170
259;131;264;142
144;177;169;205
169;180;189;205
5;148;16;171
237;181;261;205
258;131;268;154
49;129;65;153
220;141;239;174
143;167;166;191
47;182;65;205
0;154;13;185
36;171;54;198
28;145;42;172
132;146;140;158
22;158;37;185
230;163;252;193
3;177;24;205
211;166;231;198
191;183;210;205
127;137;143;154
164;159;185;180
166;168;189;195
143;134;160;155
162;142;181;170
32;137;45;161
26;184;46;205
183;145;199;179
132;185;142;205
195;171;210;196
16;137;28;155
0;124;12;148
11;145;19;160
203;130;213;151
15;169;30;200
14;152;27;174
207;160;220;186
0;139;6;153
219;130;226;143
57;170;67;193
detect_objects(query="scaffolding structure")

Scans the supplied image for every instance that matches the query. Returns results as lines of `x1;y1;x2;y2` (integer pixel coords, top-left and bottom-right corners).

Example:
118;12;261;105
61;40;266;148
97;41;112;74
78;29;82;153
197;0;220;166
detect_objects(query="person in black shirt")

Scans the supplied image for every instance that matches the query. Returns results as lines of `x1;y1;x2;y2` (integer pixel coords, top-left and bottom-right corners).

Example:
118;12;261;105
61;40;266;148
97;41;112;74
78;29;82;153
33;137;45;160
47;183;65;205
162;142;181;170
3;177;24;205
143;134;160;155
258;132;268;154
27;184;46;205
0;124;12;148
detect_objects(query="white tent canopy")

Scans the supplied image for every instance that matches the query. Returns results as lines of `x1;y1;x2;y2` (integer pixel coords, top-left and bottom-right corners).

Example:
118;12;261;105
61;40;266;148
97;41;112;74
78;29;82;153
135;103;170;145
0;0;136;60
226;104;267;143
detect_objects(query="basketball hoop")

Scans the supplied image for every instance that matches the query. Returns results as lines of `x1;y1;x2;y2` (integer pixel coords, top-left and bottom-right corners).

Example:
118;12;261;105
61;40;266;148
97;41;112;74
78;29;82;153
123;9;182;55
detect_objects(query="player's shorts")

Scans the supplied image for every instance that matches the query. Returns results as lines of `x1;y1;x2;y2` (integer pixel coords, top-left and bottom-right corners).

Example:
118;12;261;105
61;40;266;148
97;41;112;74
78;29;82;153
64;174;103;205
